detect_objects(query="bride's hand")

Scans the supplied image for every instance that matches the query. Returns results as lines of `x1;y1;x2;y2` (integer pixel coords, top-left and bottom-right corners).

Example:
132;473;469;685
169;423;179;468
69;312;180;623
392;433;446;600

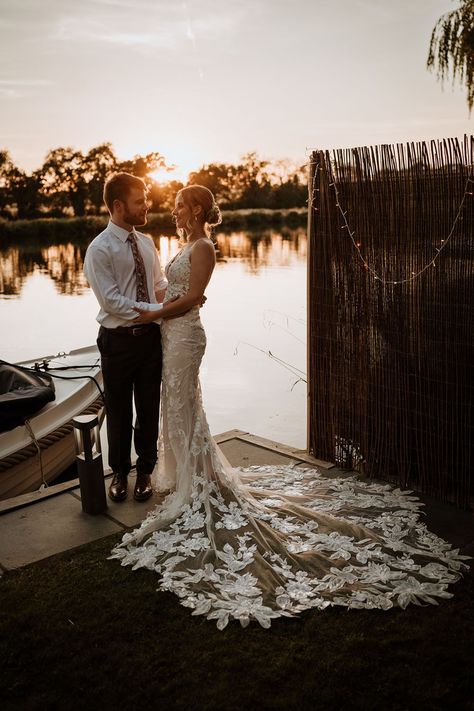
132;307;157;324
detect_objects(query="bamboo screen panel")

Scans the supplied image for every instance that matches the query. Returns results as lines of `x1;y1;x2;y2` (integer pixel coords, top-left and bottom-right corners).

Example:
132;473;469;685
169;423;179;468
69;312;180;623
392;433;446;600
307;137;474;507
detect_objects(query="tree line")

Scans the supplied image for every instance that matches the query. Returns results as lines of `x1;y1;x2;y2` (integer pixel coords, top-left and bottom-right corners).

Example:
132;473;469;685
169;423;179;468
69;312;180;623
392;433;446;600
0;143;307;219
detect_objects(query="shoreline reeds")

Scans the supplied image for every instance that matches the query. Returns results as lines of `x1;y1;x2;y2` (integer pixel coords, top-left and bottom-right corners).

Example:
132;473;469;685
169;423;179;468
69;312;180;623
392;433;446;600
0;208;307;244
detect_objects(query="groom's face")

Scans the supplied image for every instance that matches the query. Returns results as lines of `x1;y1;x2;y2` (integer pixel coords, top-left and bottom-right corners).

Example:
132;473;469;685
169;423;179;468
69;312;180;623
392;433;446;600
121;187;149;227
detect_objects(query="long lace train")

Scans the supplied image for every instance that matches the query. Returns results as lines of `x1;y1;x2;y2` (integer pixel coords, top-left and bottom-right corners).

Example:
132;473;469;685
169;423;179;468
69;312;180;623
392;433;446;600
109;243;469;629
110;460;469;629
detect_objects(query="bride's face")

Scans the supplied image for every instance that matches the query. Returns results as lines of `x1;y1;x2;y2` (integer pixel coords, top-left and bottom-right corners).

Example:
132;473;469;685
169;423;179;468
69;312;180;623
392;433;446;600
172;194;192;230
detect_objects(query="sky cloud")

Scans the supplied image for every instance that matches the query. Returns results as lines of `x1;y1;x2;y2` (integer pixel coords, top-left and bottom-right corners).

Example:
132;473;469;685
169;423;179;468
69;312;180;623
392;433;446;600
85;0;177;8
0;79;53;99
54;17;179;49
50;2;248;53
0;80;53;86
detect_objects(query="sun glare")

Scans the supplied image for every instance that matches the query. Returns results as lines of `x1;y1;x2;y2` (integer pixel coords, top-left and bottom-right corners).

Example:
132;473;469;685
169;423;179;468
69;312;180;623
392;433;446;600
149;161;195;184
151;144;200;184
117;139;200;185
149;166;176;183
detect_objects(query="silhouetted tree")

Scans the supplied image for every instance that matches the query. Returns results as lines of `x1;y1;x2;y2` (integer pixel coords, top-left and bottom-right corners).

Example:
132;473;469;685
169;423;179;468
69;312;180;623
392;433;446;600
270;174;307;208
0;151;42;218
119;152;168;180
0;150;13;215
7;168;42;218
40;147;88;216
188;163;238;206
428;0;474;112
233;152;272;208
84;143;118;214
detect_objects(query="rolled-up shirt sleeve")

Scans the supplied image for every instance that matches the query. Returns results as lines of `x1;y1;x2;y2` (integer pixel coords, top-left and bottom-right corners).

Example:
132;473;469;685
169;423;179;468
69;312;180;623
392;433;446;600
84;245;162;322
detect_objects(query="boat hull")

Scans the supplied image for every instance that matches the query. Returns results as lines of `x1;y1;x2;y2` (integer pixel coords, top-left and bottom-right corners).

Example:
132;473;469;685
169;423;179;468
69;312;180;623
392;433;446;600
0;347;103;501
0;401;103;499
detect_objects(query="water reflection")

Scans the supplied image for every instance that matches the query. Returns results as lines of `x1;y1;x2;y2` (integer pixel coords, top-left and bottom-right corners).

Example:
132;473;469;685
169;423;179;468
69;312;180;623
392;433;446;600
0;228;307;297
42;244;89;295
0;248;23;296
214;229;307;273
0;226;307;449
0;244;89;296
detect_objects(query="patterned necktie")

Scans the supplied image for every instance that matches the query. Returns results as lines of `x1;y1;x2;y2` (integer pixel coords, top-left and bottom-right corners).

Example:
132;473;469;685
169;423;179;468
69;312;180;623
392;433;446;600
128;232;150;303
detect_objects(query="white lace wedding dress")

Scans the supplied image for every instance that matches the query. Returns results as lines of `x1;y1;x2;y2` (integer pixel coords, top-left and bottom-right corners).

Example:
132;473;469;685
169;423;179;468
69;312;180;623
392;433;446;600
110;244;469;629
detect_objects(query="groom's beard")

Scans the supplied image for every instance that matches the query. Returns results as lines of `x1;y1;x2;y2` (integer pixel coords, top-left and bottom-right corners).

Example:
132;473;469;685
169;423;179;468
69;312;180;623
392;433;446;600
123;209;147;227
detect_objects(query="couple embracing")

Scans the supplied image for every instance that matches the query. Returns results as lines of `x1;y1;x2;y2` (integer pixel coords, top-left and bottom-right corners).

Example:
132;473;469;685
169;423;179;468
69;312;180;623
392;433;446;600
83;172;467;630
84;173;219;505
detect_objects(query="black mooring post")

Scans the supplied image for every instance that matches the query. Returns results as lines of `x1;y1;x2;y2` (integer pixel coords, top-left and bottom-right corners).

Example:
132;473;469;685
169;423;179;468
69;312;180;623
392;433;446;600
72;413;107;515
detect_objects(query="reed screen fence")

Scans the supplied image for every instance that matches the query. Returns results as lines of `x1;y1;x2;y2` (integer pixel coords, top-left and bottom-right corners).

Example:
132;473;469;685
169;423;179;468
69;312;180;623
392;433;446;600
307;137;474;507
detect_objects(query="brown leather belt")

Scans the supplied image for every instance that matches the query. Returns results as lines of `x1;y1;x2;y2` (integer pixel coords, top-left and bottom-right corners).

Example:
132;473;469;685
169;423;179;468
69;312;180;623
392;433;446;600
105;324;157;337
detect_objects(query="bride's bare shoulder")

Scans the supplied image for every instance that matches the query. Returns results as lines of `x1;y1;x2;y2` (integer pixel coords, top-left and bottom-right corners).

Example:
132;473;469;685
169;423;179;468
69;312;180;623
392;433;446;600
190;238;216;261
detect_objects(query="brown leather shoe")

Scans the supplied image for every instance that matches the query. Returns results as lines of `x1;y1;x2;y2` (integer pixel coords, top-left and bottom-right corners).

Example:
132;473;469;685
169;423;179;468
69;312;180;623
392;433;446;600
108;473;128;502
134;473;153;502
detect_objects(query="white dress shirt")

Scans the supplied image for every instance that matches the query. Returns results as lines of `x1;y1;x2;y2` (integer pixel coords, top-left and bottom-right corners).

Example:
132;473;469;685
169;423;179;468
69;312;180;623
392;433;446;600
83;220;167;328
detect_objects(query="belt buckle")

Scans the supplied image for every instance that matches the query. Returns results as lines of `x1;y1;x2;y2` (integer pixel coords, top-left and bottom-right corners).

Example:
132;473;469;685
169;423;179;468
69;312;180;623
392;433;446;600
132;326;143;336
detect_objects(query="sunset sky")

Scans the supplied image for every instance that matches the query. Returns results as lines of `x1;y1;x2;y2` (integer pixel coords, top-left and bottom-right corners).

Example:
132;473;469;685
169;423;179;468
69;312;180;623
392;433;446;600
1;0;472;180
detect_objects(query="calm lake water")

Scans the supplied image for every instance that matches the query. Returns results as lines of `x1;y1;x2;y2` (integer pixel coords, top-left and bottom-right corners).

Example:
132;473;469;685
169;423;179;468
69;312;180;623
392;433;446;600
0;228;307;449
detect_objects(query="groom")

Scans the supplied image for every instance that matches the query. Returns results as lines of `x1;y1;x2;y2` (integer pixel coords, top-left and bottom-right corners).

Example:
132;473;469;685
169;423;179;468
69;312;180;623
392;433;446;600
84;172;166;503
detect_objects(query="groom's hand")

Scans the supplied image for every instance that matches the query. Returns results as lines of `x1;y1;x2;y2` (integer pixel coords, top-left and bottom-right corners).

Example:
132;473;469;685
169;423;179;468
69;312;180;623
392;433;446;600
132;307;157;324
132;296;180;323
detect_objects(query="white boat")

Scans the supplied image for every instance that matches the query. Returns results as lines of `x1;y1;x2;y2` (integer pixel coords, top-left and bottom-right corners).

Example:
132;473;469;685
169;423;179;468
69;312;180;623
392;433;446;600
0;346;103;500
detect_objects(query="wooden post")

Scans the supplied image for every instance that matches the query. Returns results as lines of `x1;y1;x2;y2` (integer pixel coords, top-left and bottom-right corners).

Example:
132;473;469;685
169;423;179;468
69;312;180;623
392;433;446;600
306;152;316;454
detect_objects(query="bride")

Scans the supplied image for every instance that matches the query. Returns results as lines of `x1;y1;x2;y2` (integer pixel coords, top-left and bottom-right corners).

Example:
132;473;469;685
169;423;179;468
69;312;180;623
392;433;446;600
110;185;469;629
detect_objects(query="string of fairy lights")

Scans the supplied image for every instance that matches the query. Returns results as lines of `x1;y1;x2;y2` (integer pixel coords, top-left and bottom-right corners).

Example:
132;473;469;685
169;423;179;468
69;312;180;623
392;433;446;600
307;159;474;285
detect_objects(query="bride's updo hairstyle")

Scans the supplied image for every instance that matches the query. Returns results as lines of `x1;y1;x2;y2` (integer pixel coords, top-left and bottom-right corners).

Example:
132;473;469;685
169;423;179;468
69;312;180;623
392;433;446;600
178;184;222;239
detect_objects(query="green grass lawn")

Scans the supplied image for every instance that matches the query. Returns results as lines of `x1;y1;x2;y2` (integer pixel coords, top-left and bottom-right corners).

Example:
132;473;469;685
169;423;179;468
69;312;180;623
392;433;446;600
1;532;473;711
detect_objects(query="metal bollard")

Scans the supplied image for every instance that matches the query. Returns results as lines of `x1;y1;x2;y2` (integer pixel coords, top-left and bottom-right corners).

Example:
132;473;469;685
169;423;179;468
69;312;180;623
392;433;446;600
73;413;107;515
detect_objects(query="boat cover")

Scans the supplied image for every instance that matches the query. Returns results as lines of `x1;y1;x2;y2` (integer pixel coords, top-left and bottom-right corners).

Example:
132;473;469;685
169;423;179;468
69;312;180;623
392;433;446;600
0;362;56;432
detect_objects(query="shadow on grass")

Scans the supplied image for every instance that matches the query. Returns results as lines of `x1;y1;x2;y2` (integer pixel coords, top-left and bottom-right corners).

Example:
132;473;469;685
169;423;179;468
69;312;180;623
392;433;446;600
1;532;473;711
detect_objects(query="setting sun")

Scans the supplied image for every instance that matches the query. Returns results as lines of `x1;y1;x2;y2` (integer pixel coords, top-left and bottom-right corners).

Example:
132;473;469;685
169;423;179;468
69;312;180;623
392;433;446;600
118;139;202;185
149;163;191;184
155;144;202;184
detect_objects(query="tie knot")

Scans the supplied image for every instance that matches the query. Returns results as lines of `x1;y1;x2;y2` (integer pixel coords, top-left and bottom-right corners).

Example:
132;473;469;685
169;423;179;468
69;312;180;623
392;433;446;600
128;232;136;243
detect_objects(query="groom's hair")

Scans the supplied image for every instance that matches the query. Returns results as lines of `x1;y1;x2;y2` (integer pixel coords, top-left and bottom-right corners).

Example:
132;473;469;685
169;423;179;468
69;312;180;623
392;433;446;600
103;172;146;213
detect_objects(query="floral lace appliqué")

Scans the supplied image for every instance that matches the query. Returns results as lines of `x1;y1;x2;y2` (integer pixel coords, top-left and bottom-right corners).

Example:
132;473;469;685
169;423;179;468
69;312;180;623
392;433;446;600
109;247;470;629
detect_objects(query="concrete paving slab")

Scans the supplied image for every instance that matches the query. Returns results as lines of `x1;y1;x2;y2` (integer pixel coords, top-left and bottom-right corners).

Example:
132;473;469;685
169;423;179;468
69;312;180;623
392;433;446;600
71;472;167;529
215;430;334;469
72;436;299;529
219;439;297;468
0;493;122;570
